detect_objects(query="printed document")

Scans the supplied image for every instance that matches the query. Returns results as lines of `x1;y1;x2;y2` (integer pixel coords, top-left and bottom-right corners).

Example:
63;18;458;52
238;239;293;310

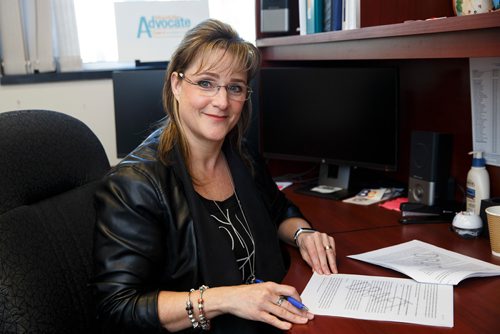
301;273;453;327
348;240;500;285
470;57;500;166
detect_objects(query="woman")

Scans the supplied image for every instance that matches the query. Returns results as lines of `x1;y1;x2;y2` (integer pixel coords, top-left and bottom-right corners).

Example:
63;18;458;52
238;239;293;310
93;19;337;333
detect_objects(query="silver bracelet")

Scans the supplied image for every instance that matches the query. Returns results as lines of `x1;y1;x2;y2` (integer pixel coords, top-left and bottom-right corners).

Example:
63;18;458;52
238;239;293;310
185;289;199;329
293;227;317;246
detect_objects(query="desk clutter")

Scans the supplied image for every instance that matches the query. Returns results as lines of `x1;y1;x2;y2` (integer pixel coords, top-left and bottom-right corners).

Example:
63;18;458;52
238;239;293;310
281;183;500;333
342;188;404;206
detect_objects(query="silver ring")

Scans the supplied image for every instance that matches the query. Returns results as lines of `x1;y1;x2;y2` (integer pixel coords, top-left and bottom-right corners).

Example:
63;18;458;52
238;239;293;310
276;296;285;306
324;245;332;250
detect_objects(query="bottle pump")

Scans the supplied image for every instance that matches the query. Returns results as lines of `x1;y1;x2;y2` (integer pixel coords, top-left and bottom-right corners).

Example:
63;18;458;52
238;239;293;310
466;151;490;215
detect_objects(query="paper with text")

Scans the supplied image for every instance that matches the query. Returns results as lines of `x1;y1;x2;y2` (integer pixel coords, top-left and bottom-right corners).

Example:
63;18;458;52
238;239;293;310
301;273;453;327
348;240;500;285
470;57;500;166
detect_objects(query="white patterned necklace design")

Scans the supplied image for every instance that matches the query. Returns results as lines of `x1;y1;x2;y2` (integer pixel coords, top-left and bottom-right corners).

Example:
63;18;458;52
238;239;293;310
211;156;256;283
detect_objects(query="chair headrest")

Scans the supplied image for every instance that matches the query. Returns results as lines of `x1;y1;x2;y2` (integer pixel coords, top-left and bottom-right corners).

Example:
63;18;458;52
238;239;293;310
0;110;110;214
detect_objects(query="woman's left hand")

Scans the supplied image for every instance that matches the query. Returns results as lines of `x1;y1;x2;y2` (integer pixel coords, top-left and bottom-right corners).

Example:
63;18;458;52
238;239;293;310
296;231;337;275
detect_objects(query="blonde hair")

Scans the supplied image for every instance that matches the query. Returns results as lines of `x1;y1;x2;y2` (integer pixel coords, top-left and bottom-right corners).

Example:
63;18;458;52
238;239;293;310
158;19;261;169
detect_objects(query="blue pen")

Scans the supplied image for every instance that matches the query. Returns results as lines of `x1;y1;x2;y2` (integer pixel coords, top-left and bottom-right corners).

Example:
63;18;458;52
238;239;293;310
254;279;309;311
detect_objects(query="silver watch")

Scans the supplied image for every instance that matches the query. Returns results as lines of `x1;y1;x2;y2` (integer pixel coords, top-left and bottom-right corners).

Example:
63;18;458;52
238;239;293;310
293;227;316;246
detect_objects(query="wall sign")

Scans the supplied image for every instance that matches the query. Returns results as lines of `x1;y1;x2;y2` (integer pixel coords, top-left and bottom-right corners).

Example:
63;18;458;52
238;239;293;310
115;0;209;62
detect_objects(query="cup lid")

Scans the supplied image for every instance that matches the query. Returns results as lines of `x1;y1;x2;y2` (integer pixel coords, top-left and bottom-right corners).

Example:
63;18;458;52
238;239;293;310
486;206;500;216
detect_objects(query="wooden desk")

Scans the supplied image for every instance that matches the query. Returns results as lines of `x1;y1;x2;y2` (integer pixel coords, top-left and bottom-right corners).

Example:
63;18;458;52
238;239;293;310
283;191;500;334
284;187;402;233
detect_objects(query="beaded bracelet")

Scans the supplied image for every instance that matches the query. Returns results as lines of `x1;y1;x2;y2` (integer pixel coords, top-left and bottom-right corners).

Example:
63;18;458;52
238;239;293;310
185;289;199;329
198;285;211;330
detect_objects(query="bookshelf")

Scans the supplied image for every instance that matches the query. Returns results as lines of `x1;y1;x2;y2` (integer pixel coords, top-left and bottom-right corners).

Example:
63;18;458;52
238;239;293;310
257;12;500;60
255;3;500;198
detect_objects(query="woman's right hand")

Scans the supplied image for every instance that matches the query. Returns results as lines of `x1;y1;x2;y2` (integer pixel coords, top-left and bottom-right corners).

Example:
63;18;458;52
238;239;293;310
206;281;314;331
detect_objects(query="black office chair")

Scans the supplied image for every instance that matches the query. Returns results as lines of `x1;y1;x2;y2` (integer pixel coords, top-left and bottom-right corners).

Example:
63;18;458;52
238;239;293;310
0;109;110;333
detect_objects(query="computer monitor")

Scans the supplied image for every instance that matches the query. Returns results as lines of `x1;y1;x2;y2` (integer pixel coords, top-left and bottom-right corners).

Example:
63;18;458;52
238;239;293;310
259;66;399;199
112;67;262;159
113;69;166;158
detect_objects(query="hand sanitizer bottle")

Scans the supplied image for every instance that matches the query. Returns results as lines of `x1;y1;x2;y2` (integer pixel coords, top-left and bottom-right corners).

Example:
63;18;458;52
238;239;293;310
466;151;490;215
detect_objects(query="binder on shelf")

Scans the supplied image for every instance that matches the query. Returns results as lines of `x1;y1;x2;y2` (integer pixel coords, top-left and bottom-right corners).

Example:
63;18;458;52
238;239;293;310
332;0;342;31
306;0;323;34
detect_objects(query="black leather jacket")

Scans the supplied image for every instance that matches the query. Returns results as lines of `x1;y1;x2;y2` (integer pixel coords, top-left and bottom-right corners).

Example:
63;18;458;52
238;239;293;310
92;129;303;333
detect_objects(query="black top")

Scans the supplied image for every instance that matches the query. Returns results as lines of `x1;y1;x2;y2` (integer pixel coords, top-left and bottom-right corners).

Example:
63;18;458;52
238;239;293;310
199;194;255;283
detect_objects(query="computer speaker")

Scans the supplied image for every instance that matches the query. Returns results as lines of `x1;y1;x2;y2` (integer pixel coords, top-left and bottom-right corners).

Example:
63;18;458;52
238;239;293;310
408;131;452;206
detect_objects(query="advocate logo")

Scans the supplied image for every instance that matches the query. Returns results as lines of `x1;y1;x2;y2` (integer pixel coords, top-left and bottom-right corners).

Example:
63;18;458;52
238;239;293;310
137;15;191;38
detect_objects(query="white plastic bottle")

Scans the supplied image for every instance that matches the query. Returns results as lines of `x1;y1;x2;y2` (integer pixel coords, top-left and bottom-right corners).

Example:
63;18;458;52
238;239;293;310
466;151;490;215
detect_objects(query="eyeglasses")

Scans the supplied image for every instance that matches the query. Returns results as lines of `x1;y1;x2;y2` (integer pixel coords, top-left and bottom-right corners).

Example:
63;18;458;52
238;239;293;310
178;72;252;102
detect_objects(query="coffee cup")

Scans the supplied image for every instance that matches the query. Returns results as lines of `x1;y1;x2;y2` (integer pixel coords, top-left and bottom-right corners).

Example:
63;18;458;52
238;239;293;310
485;206;500;256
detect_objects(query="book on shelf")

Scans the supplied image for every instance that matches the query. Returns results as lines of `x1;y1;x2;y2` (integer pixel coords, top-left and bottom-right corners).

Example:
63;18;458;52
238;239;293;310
322;0;342;32
298;0;307;34
332;0;343;30
306;0;323;34
342;0;360;30
323;0;331;32
321;0;353;33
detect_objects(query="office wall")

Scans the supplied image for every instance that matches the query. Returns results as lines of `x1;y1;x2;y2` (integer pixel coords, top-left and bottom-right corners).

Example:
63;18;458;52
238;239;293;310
0;79;121;166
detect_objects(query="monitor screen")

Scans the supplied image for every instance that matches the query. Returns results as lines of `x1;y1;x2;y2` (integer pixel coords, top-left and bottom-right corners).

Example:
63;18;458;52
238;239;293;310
113;69;166;158
260;66;399;194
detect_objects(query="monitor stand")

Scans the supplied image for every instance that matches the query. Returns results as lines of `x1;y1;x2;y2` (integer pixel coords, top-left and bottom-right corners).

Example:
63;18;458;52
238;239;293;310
295;163;355;200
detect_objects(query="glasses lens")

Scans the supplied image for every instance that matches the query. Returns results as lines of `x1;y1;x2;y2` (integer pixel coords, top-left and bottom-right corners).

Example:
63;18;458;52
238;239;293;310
227;84;248;101
181;73;251;101
201;85;249;101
